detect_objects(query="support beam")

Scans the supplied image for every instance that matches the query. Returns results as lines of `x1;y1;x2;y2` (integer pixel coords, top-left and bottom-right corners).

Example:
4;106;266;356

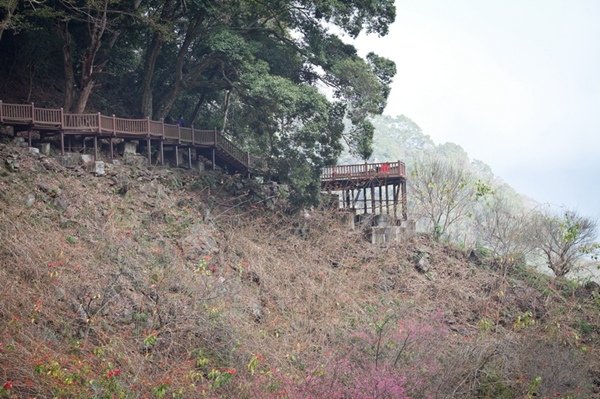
212;148;216;170
160;141;164;165
94;136;98;160
147;137;151;164
378;184;383;215
385;182;390;215
370;184;376;214
363;187;368;214
188;147;192;169
28;130;32;147
60;131;65;155
401;180;407;221
110;138;114;159
175;145;179;167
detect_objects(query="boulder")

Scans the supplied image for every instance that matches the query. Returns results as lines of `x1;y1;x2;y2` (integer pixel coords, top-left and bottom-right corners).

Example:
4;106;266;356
80;154;94;165
28;147;40;156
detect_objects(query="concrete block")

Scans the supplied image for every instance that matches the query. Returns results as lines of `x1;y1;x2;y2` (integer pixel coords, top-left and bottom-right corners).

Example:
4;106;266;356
123;141;137;155
58;152;80;167
80;154;94;165
38;143;51;156
28;147;40;155
94;161;105;176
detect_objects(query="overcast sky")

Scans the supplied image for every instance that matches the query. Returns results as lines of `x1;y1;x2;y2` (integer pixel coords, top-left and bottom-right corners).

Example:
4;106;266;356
354;0;600;220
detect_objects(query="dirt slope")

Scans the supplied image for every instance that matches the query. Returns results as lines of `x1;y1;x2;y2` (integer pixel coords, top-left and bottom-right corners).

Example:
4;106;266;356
0;139;599;399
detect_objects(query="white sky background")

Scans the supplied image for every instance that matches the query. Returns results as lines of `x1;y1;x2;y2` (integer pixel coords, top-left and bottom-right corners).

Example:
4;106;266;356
353;0;600;221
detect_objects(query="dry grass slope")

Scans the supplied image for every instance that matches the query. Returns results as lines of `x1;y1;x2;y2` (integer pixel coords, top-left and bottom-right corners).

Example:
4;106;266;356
0;140;599;398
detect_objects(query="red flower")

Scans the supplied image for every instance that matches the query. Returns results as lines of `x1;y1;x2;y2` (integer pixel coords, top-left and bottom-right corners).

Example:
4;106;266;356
3;380;13;390
107;368;121;378
224;368;236;375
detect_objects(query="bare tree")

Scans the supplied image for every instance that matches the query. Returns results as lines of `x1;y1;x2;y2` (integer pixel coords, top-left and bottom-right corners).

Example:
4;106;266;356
409;156;476;240
533;209;598;277
475;193;536;276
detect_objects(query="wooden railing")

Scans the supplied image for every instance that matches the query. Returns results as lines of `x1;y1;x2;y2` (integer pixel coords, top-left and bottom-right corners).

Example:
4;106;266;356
321;161;406;181
0;101;259;171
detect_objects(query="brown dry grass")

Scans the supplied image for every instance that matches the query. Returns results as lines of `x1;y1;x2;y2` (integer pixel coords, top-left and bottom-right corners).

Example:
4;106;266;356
0;140;599;398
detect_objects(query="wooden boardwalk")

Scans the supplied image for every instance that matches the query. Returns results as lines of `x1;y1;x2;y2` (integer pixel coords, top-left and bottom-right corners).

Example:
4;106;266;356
0;101;262;173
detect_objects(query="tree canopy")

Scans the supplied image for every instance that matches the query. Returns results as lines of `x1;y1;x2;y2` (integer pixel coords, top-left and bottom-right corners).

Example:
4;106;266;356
0;0;396;205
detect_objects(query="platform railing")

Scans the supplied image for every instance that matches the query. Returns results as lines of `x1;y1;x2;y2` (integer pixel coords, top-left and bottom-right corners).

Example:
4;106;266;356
0;101;259;170
321;161;406;181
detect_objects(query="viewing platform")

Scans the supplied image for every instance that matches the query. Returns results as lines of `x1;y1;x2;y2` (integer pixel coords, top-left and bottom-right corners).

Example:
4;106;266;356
321;161;408;221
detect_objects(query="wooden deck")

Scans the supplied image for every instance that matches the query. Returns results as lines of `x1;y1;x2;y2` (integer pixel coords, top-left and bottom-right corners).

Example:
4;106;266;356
321;161;408;220
0;101;262;173
321;161;406;189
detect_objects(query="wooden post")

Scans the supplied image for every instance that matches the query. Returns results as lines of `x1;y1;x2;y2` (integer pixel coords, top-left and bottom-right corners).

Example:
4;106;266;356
83;137;86;152
60;107;64;129
178;123;181;144
211;148;216;170
363;187;367;214
147;137;151;164
94;136;98;160
188;147;192;169
393;184;399;220
28;130;32;147
370;184;376;214
213;129;217;145
175;145;179;167
160;141;164;165
147;117;151;137
60;131;65;155
191;124;195;145
110;138;114;159
401;180;407;221
385;182;390;215
97;112;101;133
30;102;35;123
161;118;165;139
378;184;383;215
0;100;3;123
112;114;116;136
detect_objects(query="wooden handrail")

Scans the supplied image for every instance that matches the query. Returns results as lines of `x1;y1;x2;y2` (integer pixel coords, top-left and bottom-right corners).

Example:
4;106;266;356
321;161;406;181
0;101;261;171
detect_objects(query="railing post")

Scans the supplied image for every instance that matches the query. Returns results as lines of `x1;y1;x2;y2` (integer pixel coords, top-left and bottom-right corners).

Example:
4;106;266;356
0;100;3;123
97;112;101;133
146;117;151;137
191;124;195;145
213;129;217;146
160;118;165;139
59;107;64;129
112;114;116;136
178;123;181;144
31;102;35;123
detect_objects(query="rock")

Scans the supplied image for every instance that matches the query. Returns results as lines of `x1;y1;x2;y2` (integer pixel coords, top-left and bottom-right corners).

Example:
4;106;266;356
112;159;121;165
38;143;51;156
80;154;94;165
58;152;80;168
12;137;26;147
25;193;35;207
251;303;263;323
415;256;431;273
575;281;600;299
28;146;40;156
94;161;105;176
5;155;19;171
123;154;148;167
53;195;69;211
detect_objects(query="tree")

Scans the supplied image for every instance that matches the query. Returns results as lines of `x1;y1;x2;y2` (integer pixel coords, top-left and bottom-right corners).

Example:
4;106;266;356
474;191;536;276
410;156;478;240
533;209;599;277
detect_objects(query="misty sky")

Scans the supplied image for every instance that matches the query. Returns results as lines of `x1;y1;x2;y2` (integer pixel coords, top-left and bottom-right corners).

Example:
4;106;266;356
354;0;600;220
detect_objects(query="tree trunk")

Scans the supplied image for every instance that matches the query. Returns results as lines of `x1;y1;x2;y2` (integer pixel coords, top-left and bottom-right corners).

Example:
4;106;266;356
58;21;76;111
155;14;203;119
0;0;18;43
140;34;163;117
221;90;231;132
140;0;175;117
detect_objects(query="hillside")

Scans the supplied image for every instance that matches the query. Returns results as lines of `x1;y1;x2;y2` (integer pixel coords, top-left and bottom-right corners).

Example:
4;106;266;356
1;137;600;398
